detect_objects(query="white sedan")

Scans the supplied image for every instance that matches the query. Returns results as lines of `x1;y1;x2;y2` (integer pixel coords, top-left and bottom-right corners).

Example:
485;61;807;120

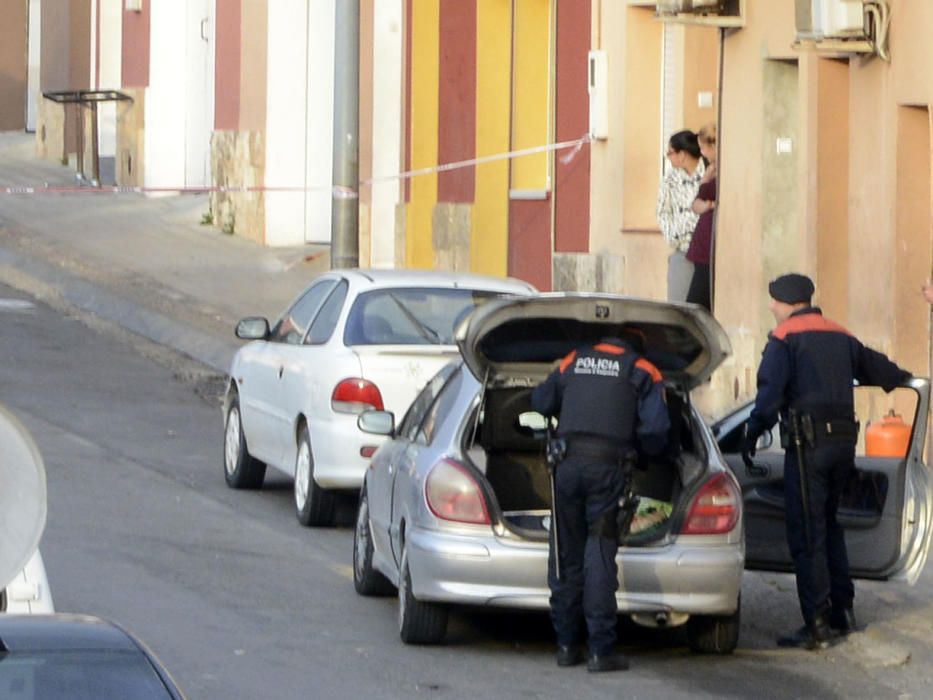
223;268;535;526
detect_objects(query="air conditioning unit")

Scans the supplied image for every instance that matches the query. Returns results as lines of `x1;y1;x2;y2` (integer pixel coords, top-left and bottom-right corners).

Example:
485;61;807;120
657;0;723;14
795;0;865;40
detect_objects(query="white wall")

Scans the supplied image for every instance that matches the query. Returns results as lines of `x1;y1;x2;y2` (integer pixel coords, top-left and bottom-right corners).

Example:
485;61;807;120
265;0;335;246
184;0;214;186
145;1;188;189
370;0;403;267
145;0;214;189
97;0;122;161
26;0;41;132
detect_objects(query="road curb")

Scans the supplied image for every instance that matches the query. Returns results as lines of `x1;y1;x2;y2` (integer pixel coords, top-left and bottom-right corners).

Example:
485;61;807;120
0;245;236;374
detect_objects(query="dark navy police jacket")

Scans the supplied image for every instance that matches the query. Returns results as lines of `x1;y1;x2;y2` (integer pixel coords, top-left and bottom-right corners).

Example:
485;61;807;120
747;307;911;439
531;339;670;456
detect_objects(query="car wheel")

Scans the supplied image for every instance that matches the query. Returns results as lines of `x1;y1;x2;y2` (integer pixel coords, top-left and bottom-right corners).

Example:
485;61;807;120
353;487;395;596
223;392;266;489
686;597;740;654
294;424;335;527
398;545;448;645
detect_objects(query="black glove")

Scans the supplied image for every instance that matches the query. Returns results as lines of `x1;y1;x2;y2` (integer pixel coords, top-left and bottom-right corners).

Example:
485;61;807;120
741;425;759;469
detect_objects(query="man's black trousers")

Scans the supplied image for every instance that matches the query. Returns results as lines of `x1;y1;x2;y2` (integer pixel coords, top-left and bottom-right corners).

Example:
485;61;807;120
547;454;625;656
783;440;856;624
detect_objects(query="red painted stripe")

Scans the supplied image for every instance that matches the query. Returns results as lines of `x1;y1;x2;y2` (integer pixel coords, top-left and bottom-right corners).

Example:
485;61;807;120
404;0;413;203
594;343;625;355
437;0;476;203
559;350;578;373
554;0;590;253
122;1;150;88
772;313;853;340
635;358;663;383
508;198;552;290
214;0;241;130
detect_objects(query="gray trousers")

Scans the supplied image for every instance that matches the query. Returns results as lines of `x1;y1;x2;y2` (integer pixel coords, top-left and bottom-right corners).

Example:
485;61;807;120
667;250;694;303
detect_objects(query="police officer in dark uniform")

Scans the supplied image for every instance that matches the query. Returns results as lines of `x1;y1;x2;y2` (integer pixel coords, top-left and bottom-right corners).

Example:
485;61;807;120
531;333;669;672
743;273;912;650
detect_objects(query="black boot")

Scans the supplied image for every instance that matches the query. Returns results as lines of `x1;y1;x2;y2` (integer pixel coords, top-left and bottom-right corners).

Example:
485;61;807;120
587;651;630;673
556;644;583;667
829;607;858;635
777;615;833;650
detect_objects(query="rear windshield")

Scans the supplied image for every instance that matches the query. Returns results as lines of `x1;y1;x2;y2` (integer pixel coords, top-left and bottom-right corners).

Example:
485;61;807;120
345;288;501;346
0;650;174;699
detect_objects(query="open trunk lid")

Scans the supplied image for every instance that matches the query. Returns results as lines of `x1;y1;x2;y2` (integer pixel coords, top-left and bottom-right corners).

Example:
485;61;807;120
456;293;732;390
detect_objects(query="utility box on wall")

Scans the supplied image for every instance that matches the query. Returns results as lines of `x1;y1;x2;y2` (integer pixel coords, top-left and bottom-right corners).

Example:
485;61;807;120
655;0;744;27
588;50;608;140
657;0;723;13
795;0;865;40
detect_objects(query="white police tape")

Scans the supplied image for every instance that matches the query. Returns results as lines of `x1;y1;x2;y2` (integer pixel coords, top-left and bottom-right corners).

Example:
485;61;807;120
0;135;591;197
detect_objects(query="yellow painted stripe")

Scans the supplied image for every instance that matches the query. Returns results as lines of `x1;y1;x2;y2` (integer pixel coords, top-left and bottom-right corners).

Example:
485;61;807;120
329;563;354;581
511;0;550;191
406;1;440;269
472;0;512;276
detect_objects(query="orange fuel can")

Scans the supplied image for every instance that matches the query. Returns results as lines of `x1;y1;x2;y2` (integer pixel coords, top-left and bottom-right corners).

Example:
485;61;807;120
865;410;911;458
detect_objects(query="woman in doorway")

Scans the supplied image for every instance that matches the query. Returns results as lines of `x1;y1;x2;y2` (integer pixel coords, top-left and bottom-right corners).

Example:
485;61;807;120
656;130;705;302
685;123;717;311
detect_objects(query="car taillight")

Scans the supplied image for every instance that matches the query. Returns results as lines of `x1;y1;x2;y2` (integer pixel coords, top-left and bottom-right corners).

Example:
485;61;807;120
331;378;384;414
425;459;490;525
681;472;741;535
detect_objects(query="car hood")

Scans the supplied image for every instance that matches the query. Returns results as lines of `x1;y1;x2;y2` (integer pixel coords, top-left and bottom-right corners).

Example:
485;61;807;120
456;293;732;389
0;403;47;592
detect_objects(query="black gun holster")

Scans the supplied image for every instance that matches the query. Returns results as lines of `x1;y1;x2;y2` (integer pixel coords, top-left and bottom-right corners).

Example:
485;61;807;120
615;453;639;539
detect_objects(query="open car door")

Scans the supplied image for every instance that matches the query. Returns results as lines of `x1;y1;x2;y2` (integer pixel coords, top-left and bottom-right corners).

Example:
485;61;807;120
714;378;932;583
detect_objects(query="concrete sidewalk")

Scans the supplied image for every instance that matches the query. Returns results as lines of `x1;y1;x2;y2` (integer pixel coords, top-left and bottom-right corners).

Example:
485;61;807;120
0;131;330;374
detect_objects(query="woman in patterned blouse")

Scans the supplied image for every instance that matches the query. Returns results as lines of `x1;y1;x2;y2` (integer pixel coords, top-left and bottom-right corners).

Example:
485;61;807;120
656;130;705;302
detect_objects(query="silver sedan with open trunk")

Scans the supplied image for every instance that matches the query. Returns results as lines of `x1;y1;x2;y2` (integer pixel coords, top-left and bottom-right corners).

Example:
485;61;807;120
353;293;746;652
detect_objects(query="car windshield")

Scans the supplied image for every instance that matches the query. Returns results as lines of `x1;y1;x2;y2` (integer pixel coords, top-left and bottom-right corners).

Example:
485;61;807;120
0;651;174;699
344;288;501;346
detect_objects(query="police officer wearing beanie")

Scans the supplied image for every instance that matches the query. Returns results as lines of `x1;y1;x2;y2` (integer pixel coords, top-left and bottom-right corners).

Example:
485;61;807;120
531;333;669;672
743;273;912;650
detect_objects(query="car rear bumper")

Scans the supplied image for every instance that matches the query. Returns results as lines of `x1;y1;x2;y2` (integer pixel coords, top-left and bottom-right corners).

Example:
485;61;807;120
406;526;743;615
309;417;385;489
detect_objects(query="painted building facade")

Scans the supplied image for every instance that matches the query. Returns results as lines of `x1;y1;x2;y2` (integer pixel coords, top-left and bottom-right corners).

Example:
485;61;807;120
16;1;931;419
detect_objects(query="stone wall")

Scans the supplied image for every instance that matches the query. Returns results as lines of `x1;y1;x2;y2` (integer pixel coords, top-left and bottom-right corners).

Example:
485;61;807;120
431;203;472;271
35;98;66;164
115;88;144;187
552;252;625;293
210;130;265;244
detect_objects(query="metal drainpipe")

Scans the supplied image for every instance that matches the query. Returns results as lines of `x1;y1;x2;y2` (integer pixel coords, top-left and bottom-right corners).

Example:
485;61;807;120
331;0;361;270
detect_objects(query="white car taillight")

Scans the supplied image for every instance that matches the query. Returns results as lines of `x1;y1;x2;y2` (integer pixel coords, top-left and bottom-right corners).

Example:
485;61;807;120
681;472;741;535
331;378;385;414
425;458;491;525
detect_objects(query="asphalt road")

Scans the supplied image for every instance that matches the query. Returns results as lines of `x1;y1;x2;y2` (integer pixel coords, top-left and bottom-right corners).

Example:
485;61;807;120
2;282;932;699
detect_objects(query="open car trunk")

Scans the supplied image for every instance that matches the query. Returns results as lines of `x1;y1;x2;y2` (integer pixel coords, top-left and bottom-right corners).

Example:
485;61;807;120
463;384;707;546
455;294;732;546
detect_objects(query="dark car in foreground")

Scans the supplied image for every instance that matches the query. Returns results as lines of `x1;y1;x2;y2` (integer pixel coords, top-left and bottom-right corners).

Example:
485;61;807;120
0;614;184;699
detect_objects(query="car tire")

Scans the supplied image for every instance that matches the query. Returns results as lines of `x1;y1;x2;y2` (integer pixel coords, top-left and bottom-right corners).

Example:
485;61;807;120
223;392;266;489
398;545;448;645
294;424;335;527
353;487;395;596
686;597;740;654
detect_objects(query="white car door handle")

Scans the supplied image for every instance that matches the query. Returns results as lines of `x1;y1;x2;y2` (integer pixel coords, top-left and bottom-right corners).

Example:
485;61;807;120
278;366;284;379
